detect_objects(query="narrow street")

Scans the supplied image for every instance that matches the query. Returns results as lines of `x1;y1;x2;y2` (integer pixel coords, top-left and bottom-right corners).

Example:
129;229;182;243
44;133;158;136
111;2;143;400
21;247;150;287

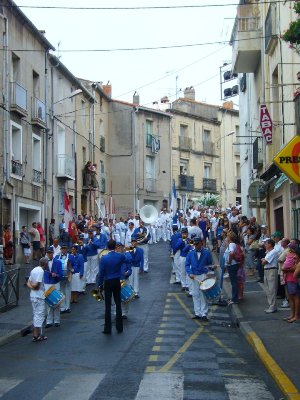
0;243;283;400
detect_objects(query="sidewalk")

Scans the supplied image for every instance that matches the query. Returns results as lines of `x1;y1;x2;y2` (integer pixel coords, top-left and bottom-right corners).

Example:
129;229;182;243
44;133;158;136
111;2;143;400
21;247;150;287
222;274;300;400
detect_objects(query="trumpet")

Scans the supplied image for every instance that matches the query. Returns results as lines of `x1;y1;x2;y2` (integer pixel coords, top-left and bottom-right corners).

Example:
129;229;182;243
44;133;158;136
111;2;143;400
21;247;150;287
91;288;104;301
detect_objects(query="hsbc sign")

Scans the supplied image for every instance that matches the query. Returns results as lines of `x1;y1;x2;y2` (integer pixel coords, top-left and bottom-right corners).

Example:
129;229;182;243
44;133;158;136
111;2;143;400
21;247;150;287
260;104;273;144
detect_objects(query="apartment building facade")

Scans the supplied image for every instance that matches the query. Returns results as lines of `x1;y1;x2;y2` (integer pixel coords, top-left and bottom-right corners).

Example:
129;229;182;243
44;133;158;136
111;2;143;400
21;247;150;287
230;0;300;235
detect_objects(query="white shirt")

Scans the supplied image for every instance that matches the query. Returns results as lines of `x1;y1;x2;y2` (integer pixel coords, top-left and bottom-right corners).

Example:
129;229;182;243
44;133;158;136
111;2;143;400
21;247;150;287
125;228;135;247
29;266;45;299
264;248;279;269
224;242;238;265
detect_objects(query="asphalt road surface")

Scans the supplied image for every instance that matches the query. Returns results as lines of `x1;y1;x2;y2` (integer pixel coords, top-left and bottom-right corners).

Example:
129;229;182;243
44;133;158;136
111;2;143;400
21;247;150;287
0;242;283;400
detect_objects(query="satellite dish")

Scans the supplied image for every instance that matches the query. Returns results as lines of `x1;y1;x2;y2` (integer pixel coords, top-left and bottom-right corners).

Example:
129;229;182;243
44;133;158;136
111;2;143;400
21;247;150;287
248;181;266;201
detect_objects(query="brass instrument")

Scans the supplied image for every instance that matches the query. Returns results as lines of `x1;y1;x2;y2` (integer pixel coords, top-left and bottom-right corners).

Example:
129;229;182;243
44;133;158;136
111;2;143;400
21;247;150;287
91;288;104;302
125;246;134;252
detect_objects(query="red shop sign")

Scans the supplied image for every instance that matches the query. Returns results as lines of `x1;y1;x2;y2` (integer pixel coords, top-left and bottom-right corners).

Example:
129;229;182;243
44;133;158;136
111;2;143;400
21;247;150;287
260;104;273;144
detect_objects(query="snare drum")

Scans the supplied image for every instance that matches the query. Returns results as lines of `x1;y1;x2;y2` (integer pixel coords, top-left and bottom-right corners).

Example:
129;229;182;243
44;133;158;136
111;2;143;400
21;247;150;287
99;249;110;259
44;286;65;308
120;281;135;303
200;277;221;300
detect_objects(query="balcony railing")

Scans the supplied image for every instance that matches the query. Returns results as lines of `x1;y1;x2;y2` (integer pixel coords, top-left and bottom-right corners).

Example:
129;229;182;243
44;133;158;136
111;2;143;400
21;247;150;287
230;4;261;73
32;97;46;127
145;178;157;192
203;141;215;154
178;174;194;191
179;136;192;150
10;82;27;116
11;160;23;177
56;154;75;180
100;136;105;152
203;178;216;191
32;169;42;184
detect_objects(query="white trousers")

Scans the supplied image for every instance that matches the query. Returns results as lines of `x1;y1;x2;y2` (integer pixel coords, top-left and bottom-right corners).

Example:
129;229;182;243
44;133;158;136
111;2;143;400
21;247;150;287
179;256;187;288
86;254;99;284
191;274;208;317
60;280;71;311
141;244;149;272
174;251;181;282
31;297;46;328
129;267;140;294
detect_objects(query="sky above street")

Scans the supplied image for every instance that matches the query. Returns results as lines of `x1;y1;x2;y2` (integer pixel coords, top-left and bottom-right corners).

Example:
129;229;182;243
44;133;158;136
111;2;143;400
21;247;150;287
16;0;238;108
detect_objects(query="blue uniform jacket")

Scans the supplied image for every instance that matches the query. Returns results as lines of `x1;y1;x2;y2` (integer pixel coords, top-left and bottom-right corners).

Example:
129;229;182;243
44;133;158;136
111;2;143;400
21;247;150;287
132;227;150;244
185;248;213;276
180;243;192;258
173;237;186;254
130;247;144;271
69;253;84;277
94;233;107;249
84;237;99;257
77;245;87;262
120;260;132;281
170;231;181;252
98;251;132;286
44;258;63;284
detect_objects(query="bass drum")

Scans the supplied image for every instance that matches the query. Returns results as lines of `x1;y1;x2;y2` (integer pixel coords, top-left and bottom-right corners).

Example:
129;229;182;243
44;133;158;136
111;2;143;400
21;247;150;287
99;249;109;259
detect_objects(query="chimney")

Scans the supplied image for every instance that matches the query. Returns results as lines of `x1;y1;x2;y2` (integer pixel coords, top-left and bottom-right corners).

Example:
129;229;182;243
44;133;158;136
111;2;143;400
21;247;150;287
222;101;234;110
184;86;195;100
102;84;112;98
133;91;140;105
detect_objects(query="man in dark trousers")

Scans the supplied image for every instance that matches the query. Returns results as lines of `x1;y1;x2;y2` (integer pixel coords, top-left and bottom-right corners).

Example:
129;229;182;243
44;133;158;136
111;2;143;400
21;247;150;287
98;239;131;334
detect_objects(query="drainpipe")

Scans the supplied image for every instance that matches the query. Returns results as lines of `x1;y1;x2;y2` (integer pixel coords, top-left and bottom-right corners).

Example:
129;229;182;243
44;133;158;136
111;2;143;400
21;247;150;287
44;50;49;246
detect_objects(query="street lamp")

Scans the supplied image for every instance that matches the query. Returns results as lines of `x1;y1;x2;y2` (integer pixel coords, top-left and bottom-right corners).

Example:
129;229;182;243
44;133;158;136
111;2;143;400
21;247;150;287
53;89;82;105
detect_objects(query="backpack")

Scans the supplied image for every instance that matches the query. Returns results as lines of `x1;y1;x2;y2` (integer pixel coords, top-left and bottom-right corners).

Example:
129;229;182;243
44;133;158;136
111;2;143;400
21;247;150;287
234;244;244;266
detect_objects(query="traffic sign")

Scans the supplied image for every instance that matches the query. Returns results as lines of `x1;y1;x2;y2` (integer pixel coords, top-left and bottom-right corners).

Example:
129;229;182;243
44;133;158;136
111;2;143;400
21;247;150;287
273;135;300;183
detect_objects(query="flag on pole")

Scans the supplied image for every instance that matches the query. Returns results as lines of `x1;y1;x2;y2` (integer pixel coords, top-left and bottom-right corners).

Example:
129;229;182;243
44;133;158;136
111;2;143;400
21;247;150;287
64;192;73;230
171;179;177;217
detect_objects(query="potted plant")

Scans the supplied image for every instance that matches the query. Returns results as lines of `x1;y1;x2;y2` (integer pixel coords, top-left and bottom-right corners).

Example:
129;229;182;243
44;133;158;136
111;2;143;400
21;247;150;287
282;1;300;54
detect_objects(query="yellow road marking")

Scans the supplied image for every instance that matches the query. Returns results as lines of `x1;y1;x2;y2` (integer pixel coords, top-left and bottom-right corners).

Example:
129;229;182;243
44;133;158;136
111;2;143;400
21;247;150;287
247;331;300;400
149;355;158;361
152;346;160;352
206;332;245;363
155;337;163;343
158;330;165;335
223;373;257;378
146;366;156;373
162;317;168;321
160;323;167;328
159;325;204;372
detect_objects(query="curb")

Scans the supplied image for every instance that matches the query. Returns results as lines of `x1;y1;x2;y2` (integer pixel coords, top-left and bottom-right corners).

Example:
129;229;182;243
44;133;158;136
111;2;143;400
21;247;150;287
223;280;300;400
0;324;32;348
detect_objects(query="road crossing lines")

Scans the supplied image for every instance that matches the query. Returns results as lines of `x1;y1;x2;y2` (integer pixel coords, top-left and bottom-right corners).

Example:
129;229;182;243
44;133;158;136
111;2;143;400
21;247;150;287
0;378;23;398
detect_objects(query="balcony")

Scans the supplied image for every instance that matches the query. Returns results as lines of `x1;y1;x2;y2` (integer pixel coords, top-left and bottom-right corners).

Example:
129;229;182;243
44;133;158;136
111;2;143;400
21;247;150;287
203;178;216;192
10;82;27;117
145;178;157;192
100;136;105;152
56;154;75;180
32;169;42;184
32;97;46;128
178;174;194;191
179;136;192;151
230;3;261;73
11;160;23;177
203;141;215;154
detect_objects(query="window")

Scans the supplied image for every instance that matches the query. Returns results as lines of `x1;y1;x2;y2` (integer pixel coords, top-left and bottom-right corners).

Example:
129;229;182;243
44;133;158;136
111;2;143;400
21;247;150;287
82;146;86;165
236;162;241;177
204;164;211;179
32;134;41;171
180;124;187;138
81;99;86;126
100;160;105;174
11;121;22;162
203;129;211;144
99;119;104;137
33;70;40;98
145;156;156;191
57;125;65;155
12;53;20;82
180;159;188;175
146;120;153;147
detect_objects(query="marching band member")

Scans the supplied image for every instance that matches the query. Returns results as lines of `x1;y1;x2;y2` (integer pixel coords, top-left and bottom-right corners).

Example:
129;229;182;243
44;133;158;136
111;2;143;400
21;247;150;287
116;217;126;245
77;233;87;293
45;248;63;328
160;208;169;242
85;229;99;284
116;242;132;319
132;220;150;272
170;225;182;284
129;238;144;298
57;244;72;314
69;245;84;304
94;225;108;255
27;257;48;342
125;222;135;247
98;240;132;334
174;227;190;290
185;237;213;321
